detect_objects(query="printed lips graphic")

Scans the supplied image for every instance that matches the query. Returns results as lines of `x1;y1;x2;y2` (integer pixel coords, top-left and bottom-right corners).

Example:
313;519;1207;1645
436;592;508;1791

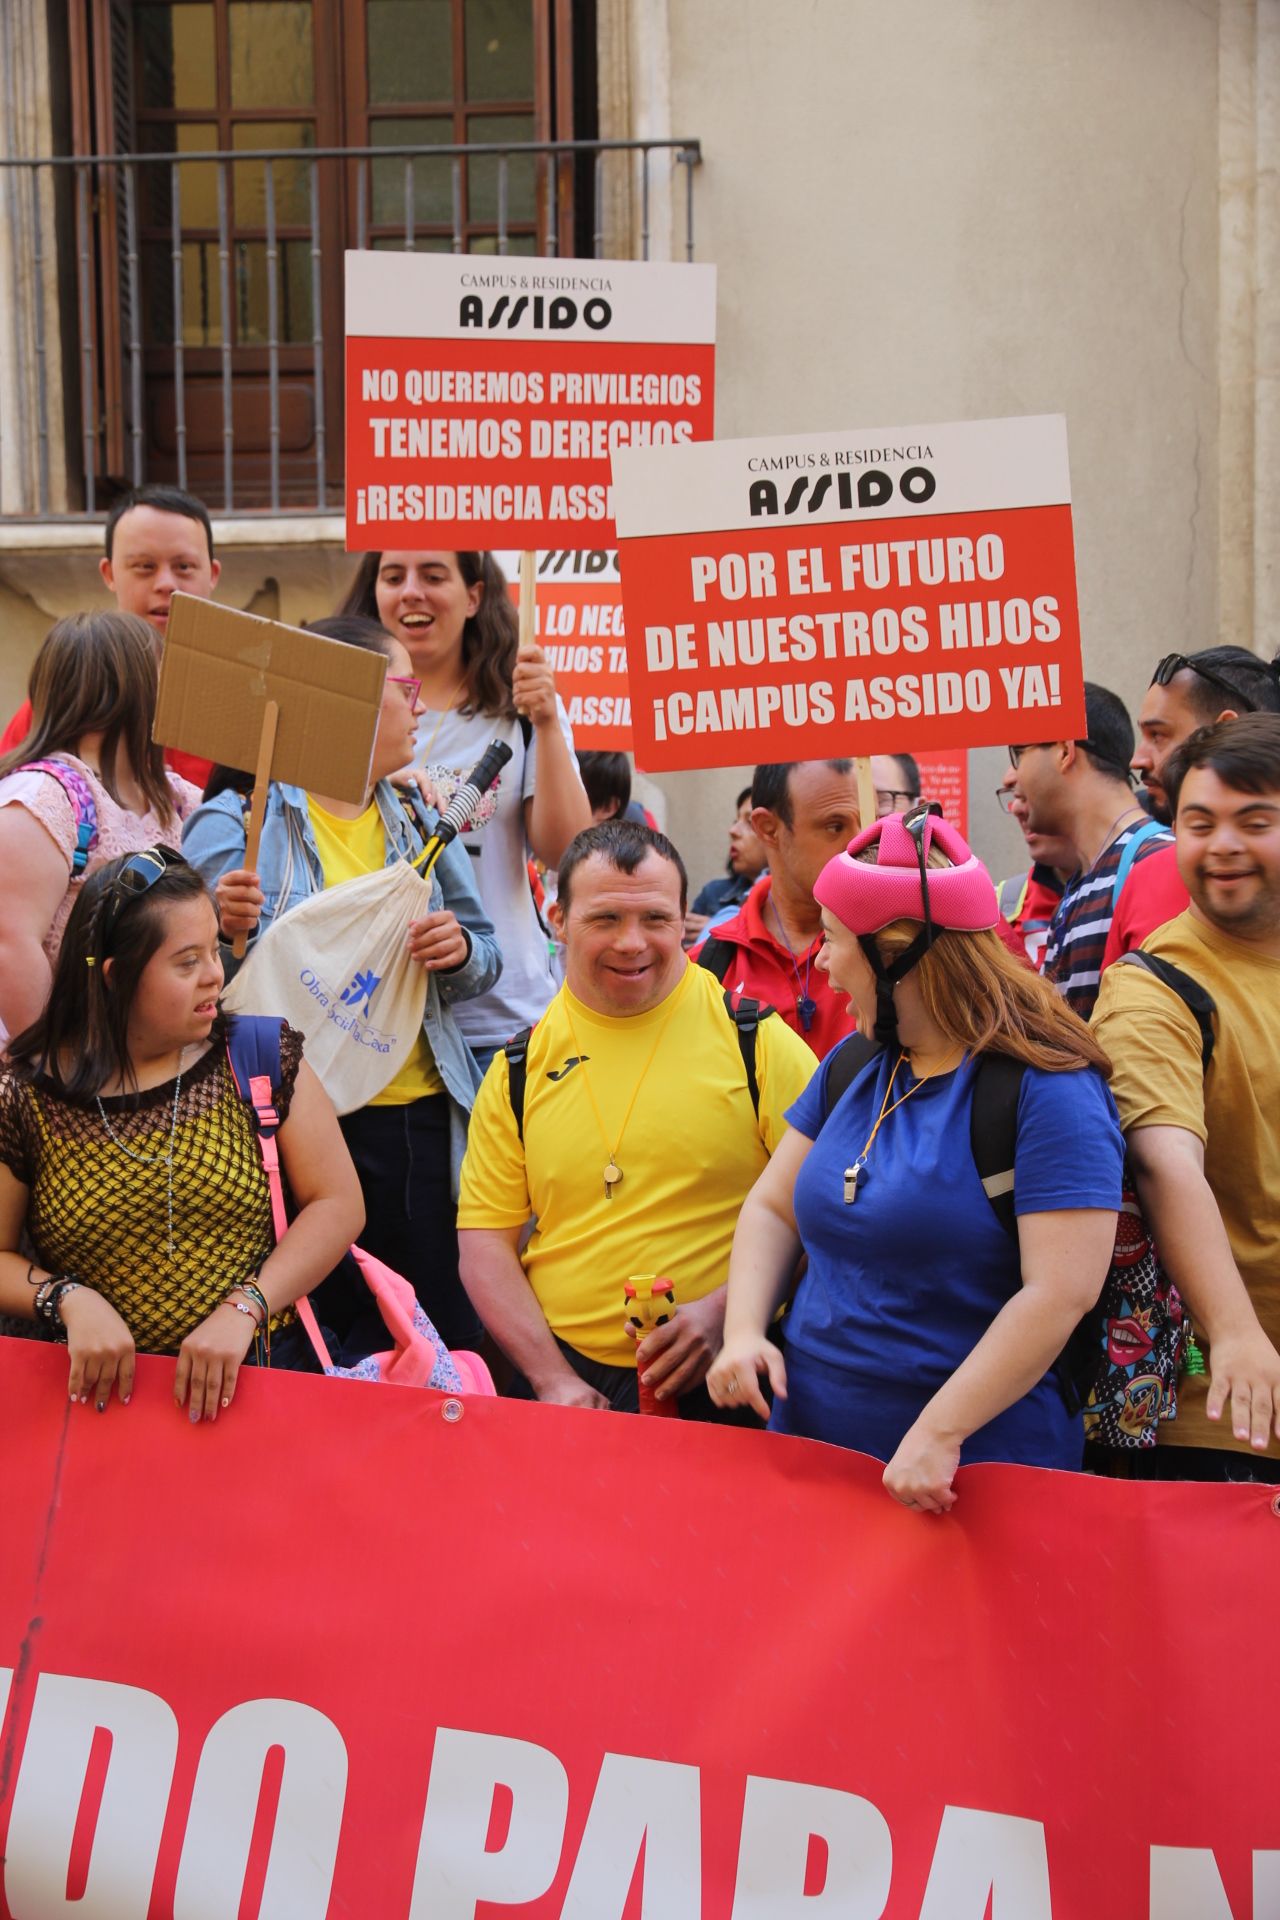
1107;1317;1154;1367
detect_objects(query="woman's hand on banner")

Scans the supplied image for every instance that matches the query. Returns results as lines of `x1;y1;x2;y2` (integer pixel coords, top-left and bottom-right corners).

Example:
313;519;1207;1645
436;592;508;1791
215;868;264;939
512;644;559;727
706;1337;786;1421
174;1303;259;1424
883;1420;961;1514
61;1287;136;1412
407;909;469;972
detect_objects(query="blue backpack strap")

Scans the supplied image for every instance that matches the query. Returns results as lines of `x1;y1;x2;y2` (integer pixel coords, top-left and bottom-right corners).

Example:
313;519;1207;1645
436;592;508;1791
20;759;98;876
224;1013;288;1137
1111;818;1168;909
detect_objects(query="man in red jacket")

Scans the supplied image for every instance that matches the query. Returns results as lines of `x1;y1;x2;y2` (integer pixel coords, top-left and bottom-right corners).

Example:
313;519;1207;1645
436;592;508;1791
1102;646;1280;968
1;484;222;788
695;759;862;1058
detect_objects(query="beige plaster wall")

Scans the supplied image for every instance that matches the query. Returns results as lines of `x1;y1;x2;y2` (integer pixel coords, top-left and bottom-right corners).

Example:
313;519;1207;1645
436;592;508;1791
607;0;1226;883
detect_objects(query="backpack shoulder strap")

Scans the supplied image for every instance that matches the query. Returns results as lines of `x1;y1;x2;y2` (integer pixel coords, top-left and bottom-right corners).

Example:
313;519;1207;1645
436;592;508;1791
820;1031;883;1123
1111;818;1169;908
696;935;737;984
504;1025;534;1143
519;713;533;750
969;1052;1027;1239
1116;950;1217;1071
225;1015;289;1239
724;990;774;1121
20;759;98;876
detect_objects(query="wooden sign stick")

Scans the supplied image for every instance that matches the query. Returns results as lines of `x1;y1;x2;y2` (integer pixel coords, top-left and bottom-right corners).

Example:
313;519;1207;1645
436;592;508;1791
855;755;876;834
516;550;538;701
232;698;280;961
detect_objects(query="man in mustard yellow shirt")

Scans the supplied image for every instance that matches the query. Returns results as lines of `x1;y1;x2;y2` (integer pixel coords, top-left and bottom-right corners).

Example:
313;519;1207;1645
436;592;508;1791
458;820;816;1415
1092;715;1280;1479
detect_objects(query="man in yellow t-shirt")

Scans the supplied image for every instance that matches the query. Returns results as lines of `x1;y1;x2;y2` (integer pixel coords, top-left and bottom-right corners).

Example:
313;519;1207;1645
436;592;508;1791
1092;715;1280;1479
457;820;816;1416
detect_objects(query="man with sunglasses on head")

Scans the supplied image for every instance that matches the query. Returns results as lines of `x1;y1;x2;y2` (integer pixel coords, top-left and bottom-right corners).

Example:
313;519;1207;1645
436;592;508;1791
1009;682;1172;1018
1101;647;1280;968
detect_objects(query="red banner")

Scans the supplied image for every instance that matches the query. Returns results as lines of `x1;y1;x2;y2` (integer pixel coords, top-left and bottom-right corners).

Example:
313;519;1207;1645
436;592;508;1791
2;1337;1278;1919
611;416;1087;773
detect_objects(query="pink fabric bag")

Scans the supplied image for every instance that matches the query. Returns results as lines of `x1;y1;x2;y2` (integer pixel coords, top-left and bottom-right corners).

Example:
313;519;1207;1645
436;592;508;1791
227;1016;494;1397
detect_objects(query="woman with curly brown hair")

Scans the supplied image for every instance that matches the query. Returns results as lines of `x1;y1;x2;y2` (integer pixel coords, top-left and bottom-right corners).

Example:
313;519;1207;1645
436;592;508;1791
342;551;590;1066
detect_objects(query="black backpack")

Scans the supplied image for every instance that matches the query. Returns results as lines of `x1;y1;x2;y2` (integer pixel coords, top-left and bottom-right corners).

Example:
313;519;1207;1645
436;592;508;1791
504;990;775;1142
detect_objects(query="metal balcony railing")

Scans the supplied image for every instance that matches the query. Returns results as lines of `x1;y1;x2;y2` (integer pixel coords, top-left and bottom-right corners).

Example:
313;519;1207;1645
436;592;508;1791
0;137;703;524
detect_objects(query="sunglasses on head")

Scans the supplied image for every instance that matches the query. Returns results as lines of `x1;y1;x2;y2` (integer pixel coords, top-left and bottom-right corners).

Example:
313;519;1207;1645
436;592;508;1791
902;801;943;945
96;845;186;956
1151;653;1261;711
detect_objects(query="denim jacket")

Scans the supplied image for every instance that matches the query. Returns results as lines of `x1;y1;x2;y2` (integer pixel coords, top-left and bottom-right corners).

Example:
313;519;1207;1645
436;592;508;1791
183;780;502;1190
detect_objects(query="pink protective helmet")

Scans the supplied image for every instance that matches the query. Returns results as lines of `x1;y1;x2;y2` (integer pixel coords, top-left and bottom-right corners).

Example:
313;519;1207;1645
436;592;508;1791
814;807;999;1045
814;810;998;936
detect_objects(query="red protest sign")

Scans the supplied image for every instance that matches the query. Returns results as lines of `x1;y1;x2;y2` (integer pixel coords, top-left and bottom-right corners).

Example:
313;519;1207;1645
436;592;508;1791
2;1336;1277;1919
612;415;1086;773
346;254;716;551
498;548;632;749
915;748;969;834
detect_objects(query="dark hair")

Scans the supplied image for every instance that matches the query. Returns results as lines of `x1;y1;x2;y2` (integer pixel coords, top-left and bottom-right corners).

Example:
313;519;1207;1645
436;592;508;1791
1162;646;1280;723
0;611;176;825
575;750;631;819
1078;683;1135;783
1164;714;1280;817
556;819;688;915
104;485;215;563
340;551;519;718
751;759;855;828
304;611;395;656
6;851;217;1098
888;752;921;797
735;786;753;810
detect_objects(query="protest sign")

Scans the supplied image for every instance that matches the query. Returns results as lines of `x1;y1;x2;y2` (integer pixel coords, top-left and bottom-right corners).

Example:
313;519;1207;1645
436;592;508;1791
2;1336;1277;1919
915;748;968;834
612;414;1086;774
155;595;387;952
346;254;717;551
498;548;632;749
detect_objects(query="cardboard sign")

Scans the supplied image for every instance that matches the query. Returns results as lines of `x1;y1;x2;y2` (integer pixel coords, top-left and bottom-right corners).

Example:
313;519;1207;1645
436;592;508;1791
154;595;386;805
345;253;716;550
611;415;1086;773
497;548;632;749
1;1338;1277;1919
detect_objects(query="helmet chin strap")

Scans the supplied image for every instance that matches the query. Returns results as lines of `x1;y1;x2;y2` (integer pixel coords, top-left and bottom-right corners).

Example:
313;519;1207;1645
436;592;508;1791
859;929;935;1048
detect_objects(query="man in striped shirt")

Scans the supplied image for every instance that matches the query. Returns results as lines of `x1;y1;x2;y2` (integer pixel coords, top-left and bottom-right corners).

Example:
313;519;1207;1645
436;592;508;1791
1008;682;1171;1018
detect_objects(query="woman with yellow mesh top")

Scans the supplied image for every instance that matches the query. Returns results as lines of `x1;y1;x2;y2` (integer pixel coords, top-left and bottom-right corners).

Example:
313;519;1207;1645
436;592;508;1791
0;849;362;1421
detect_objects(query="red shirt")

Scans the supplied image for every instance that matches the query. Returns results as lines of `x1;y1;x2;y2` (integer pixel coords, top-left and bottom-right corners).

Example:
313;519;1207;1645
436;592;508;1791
1;697;213;790
693;876;856;1060
1101;844;1189;970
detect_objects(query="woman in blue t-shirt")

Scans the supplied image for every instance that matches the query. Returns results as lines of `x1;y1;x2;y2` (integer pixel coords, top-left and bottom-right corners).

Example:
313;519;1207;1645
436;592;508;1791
707;807;1123;1513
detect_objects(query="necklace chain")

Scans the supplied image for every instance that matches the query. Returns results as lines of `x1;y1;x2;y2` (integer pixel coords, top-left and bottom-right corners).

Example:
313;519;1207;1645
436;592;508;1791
561;975;688;1199
94;1047;189;1260
843;1049;959;1203
767;897;817;1029
416;683;466;767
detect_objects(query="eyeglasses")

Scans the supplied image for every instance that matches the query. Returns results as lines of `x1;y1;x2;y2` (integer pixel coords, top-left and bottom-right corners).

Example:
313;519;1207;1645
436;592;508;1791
1009;738;1136;785
1151;653;1261;711
1007;743;1051;769
387;674;422;708
995;787;1018;814
875;787;919;815
97;845;186;955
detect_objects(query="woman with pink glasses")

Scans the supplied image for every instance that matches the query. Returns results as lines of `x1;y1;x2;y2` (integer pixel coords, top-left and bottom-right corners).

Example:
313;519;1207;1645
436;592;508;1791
182;614;500;1357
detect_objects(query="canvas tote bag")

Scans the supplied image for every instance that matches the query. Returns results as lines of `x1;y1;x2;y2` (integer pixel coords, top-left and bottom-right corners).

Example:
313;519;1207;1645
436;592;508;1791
222;855;432;1114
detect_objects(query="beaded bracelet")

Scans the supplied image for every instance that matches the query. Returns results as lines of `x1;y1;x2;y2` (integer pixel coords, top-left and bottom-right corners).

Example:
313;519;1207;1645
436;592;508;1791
224;1285;266;1326
35;1278;82;1344
233;1279;271;1326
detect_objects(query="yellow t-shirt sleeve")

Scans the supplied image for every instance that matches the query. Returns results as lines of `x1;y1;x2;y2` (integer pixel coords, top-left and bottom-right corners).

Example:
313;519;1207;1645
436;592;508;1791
456;1052;532;1228
1092;965;1207;1143
754;1013;820;1154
